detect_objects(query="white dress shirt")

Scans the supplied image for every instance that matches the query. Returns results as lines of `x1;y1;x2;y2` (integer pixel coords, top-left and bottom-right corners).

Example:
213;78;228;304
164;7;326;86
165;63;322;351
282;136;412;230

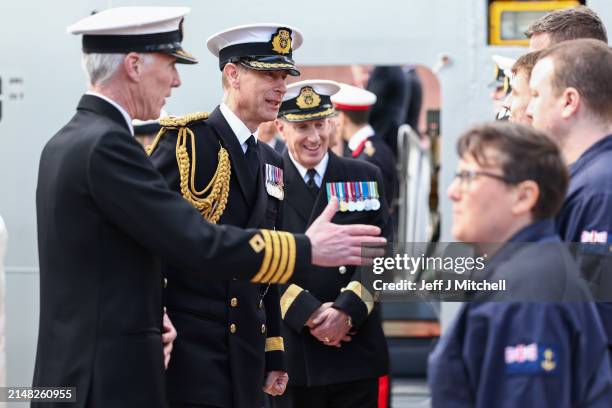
288;151;329;188
219;103;259;154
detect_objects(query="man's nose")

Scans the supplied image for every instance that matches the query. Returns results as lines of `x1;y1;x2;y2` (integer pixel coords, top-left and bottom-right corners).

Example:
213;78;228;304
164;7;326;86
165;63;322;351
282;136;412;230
172;68;182;88
306;128;320;142
276;76;287;94
525;99;534;119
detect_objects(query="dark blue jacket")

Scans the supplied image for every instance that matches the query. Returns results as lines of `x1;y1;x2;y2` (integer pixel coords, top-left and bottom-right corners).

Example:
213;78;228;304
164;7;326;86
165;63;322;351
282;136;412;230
428;220;612;407
556;135;612;346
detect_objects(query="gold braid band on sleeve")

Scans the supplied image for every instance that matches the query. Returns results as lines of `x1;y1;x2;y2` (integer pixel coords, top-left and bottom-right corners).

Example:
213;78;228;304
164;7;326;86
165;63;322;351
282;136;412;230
146;112;231;224
265;336;285;352
341;281;374;315
280;284;303;318
251;230;297;284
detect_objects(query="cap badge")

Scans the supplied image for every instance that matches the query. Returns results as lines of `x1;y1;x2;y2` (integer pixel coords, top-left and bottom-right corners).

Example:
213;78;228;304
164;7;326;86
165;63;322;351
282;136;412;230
271;28;292;55
296;87;321;109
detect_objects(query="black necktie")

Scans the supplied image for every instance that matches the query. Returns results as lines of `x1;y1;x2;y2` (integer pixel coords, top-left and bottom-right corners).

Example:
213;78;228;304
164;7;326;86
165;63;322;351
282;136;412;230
245;135;260;180
306;168;319;197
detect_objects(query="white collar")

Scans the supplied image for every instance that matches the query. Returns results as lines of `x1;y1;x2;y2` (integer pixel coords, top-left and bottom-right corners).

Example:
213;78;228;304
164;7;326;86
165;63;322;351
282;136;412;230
86;91;134;136
288;151;329;188
348;124;375;151
220;103;258;153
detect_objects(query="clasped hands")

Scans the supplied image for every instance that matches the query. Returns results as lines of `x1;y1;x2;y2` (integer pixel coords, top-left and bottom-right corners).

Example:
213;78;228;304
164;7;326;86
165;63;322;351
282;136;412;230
306;302;354;347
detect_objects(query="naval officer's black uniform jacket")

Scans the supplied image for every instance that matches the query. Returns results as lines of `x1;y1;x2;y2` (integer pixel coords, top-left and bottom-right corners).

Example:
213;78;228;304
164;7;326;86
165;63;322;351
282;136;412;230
150;106;286;408
346;133;397;209
33;95;308;408
278;150;390;390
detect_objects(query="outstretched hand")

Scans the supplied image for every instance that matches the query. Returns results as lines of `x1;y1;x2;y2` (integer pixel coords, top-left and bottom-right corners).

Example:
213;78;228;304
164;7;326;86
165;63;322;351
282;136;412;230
306;198;386;267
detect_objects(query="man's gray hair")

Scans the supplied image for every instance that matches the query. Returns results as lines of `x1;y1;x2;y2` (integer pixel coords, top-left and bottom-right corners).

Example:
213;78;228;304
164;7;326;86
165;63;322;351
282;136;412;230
82;53;155;86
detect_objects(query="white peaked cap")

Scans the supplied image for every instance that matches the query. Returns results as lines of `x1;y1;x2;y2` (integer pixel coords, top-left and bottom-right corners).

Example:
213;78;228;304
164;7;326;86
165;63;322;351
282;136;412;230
492;54;516;76
206;23;304;75
206;23;303;56
68;7;190;35
67;7;197;64
331;83;377;110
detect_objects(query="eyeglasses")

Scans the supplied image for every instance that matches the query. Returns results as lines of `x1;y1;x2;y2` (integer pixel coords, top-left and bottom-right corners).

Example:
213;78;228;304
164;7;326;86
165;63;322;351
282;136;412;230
453;170;513;189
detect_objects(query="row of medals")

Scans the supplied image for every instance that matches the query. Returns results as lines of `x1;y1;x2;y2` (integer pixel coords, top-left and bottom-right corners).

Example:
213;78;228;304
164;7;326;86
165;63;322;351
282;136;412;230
330;181;381;212
338;197;381;212
265;164;284;201
266;181;284;201
265;175;380;211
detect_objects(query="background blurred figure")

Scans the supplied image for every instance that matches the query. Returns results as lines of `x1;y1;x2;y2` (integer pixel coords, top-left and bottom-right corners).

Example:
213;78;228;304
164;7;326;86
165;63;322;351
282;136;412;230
350;64;371;89
526;5;608;51
502;50;541;125
326;115;344;157
366;66;407;156
402;64;423;135
258;120;286;154
332;84;397;213
490;55;514;121
429;122;612;407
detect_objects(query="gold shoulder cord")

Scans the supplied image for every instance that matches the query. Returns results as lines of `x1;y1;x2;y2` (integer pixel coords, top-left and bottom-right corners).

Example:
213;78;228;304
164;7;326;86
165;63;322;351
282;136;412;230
146;112;231;223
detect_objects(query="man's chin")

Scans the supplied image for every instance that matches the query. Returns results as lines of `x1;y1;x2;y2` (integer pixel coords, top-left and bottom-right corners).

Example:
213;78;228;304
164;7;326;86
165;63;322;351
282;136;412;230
263;111;279;123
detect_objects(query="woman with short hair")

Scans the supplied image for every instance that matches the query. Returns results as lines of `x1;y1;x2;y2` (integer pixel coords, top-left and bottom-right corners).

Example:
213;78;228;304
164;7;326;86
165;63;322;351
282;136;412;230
428;122;612;407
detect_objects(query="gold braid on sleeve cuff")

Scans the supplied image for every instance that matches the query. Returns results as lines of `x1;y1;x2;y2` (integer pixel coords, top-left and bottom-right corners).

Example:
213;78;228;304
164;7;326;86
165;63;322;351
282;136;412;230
250;230;296;284
280;284;304;319
341;281;374;315
265;336;285;352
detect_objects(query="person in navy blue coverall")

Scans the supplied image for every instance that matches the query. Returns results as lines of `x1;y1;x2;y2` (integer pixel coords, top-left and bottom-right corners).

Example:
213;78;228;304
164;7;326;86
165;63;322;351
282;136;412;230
428;122;612;407
527;39;612;363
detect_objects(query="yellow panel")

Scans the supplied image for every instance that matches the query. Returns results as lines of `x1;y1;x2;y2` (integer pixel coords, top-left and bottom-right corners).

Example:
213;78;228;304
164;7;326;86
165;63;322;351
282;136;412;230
489;1;580;46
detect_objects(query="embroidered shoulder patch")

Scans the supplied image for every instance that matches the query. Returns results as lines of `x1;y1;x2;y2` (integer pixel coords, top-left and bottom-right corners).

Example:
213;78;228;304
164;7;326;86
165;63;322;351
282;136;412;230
505;343;559;375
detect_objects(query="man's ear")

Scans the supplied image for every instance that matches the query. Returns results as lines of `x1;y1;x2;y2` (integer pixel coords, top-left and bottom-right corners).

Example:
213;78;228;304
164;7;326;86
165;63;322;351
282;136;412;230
223;63;241;90
560;87;580;120
512;180;540;217
274;118;285;134
123;52;142;82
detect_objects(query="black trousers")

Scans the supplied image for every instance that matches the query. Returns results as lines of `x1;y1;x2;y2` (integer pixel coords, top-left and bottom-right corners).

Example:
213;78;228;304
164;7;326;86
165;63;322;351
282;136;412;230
270;378;379;408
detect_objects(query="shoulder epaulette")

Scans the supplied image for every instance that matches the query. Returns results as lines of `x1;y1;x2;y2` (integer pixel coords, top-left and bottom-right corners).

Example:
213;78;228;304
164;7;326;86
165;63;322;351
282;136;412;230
146;110;230;224
159;111;209;128
146;112;210;155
